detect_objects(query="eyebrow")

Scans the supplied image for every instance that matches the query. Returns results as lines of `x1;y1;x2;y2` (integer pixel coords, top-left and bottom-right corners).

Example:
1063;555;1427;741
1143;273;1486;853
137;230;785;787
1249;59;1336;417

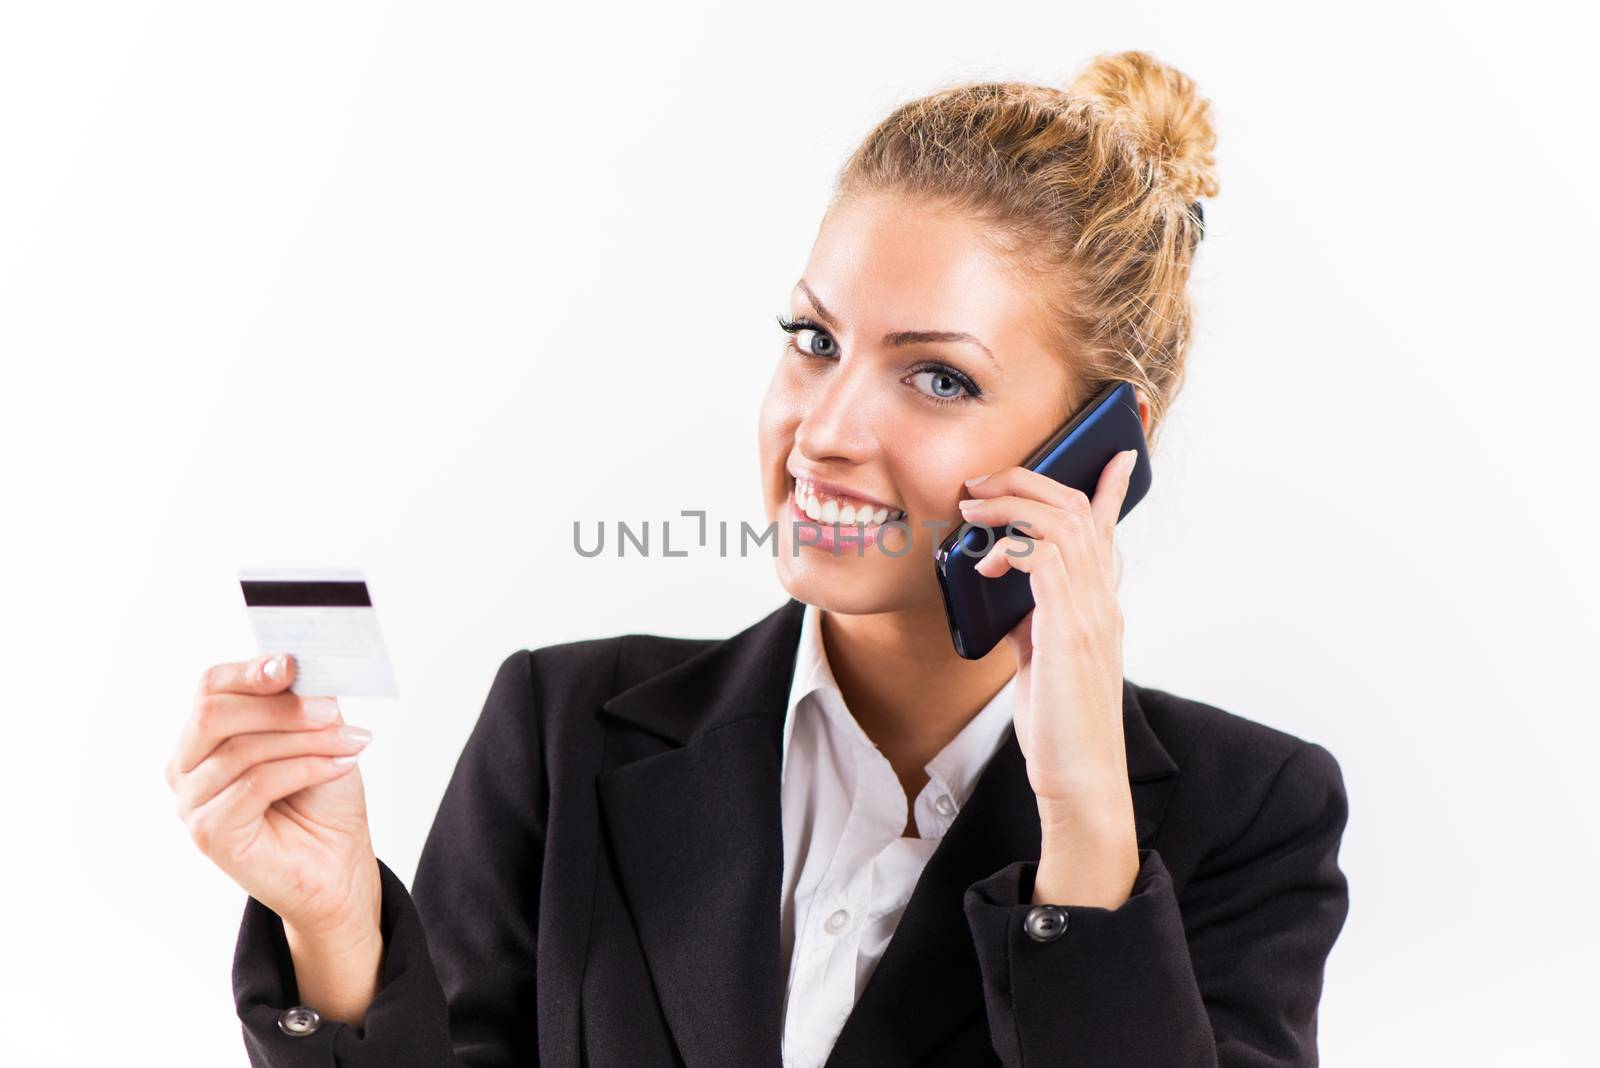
795;279;997;366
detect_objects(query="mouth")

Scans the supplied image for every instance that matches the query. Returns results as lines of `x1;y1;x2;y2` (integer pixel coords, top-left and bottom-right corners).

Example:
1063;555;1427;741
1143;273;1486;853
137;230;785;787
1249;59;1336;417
788;472;906;527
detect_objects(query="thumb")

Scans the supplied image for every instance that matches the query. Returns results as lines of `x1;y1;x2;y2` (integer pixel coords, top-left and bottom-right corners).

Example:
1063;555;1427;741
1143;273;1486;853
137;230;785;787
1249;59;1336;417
248;651;299;694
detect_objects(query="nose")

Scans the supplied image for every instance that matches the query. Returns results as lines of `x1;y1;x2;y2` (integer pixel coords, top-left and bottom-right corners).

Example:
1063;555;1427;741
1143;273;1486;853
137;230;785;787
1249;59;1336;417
793;357;883;464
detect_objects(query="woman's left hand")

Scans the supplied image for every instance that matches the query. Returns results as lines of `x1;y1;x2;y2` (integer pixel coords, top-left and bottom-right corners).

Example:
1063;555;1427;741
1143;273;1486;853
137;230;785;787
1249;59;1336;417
956;447;1141;907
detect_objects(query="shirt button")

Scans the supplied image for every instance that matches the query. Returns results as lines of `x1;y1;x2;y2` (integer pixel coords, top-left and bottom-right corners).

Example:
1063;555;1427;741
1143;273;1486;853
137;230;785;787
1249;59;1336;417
1024;904;1068;942
277;1005;322;1036
935;793;957;817
824;908;851;934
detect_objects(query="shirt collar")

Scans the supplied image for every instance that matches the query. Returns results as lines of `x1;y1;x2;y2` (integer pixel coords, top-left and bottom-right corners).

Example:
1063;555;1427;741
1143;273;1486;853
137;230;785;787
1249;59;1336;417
779;601;1017;807
780;600;833;783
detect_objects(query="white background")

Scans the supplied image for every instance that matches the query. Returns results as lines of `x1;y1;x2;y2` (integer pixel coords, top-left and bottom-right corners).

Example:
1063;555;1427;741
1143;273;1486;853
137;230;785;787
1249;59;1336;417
2;2;1594;1064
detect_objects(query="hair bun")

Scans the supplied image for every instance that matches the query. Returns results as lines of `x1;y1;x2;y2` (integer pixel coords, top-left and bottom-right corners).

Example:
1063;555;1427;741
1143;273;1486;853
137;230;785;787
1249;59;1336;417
1068;50;1220;206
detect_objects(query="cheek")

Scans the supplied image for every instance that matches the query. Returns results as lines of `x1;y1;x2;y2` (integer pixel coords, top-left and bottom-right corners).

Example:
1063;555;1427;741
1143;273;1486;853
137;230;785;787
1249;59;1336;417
756;375;801;476
758;364;807;433
889;428;992;512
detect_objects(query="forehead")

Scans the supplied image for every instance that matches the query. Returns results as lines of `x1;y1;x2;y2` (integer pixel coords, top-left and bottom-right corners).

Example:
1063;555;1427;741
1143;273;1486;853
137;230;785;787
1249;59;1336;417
799;192;1044;349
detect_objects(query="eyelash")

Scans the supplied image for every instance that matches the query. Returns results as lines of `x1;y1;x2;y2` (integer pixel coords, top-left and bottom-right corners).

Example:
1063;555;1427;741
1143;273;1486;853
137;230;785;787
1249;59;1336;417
774;314;983;405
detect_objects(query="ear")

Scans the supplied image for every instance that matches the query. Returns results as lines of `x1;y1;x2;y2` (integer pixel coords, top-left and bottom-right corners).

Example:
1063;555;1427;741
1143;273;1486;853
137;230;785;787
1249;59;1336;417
1133;387;1153;440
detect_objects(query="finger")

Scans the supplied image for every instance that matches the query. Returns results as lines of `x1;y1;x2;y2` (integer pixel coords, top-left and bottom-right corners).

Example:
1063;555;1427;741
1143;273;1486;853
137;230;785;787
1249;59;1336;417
965;448;1138;528
185;753;360;856
959;494;1108;588
974;535;1071;604
958;493;1075;547
963;464;1090;514
965;451;1136;576
969;500;1114;631
173;692;344;778
1088;449;1140;552
176;723;372;814
977;535;1120;663
196;652;299;699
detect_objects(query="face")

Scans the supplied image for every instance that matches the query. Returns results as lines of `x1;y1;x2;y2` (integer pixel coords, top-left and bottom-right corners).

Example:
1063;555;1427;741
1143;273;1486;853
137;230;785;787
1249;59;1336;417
757;190;1082;615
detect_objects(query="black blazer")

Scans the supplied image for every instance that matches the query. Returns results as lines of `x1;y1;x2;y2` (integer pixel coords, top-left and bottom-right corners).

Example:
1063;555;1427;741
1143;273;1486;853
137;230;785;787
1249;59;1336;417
232;596;1350;1067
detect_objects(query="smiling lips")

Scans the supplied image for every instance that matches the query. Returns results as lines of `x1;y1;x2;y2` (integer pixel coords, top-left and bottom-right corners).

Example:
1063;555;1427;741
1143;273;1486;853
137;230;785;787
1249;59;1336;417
790;474;906;527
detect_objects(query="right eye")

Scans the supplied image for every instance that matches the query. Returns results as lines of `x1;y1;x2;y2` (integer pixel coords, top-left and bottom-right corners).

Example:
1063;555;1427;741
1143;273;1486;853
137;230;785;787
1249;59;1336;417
776;315;837;358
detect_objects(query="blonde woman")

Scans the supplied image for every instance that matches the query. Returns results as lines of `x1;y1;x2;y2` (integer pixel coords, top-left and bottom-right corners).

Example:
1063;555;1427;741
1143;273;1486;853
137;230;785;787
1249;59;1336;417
170;50;1348;1067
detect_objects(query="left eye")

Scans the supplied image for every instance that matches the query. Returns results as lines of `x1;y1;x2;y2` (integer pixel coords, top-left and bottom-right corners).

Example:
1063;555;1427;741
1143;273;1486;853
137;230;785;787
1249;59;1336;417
794;328;836;358
909;367;977;402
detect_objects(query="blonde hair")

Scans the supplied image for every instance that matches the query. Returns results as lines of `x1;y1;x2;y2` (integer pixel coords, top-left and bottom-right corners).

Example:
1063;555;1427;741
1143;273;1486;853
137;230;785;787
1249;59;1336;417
831;50;1220;449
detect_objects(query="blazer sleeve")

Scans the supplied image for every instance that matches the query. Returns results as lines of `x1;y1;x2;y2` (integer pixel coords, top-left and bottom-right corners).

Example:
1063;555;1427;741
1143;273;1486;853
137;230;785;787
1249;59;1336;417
231;649;547;1067
961;741;1350;1068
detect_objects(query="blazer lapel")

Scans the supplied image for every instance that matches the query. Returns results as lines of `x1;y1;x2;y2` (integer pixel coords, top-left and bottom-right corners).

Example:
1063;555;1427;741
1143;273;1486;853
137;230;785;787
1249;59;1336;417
595;597;1181;1068
595;597;805;1068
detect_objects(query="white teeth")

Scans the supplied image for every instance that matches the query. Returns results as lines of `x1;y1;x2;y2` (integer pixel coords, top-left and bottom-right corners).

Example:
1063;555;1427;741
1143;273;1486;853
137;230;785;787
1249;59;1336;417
793;479;905;525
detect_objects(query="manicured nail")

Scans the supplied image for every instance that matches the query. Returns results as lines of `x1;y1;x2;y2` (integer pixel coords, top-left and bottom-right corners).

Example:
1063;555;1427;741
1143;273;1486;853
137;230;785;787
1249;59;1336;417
338;724;372;744
958;497;977;509
263;654;285;680
964;474;989;487
305;697;339;724
1121;449;1139;474
332;753;361;765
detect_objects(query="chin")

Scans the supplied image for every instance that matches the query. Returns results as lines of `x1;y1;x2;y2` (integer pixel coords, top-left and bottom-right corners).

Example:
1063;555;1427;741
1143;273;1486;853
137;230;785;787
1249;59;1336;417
772;555;923;618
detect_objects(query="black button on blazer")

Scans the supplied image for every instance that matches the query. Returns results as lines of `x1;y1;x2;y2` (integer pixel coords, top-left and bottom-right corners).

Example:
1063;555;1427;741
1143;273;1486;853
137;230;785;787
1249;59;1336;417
231;596;1350;1067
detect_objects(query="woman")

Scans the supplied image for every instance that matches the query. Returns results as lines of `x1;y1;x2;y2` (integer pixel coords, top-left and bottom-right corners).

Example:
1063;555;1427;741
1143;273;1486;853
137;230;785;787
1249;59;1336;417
168;51;1349;1067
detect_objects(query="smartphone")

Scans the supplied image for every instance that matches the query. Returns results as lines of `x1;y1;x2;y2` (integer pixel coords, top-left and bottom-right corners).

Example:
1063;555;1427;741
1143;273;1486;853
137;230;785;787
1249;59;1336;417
934;379;1152;659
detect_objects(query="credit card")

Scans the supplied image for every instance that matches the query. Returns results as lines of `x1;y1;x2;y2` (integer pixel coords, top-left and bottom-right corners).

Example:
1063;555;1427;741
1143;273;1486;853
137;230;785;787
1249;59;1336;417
238;567;400;698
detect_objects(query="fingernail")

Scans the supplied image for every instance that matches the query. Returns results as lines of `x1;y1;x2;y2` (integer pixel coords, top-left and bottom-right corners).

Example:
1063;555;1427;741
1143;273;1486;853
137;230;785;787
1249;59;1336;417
305;697;339;723
332;753;361;765
338;724;372;744
1121;449;1139;474
263;654;285;680
964;474;989;487
958;497;977;509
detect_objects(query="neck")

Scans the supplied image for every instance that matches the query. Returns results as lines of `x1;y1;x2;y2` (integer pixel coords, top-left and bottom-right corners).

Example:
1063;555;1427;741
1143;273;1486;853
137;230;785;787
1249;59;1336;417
818;599;1016;780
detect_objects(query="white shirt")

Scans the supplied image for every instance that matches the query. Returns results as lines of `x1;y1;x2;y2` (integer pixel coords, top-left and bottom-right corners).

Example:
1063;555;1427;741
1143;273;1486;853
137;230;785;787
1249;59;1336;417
777;602;1017;1068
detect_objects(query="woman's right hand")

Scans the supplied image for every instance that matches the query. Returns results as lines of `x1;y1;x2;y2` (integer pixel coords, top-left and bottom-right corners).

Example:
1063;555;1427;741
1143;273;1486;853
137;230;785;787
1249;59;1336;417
167;652;382;944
